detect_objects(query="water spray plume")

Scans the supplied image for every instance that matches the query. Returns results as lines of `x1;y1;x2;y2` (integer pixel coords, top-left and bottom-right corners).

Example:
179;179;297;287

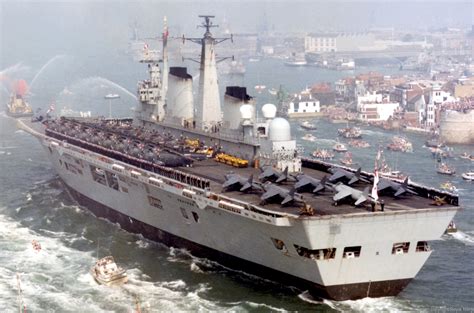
30;55;67;90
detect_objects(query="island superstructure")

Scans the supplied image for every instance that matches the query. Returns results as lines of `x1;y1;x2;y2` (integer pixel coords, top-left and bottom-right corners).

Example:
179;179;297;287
17;16;459;301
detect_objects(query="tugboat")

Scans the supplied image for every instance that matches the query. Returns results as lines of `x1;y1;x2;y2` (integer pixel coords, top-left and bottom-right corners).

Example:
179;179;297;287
91;256;128;286
5;80;33;118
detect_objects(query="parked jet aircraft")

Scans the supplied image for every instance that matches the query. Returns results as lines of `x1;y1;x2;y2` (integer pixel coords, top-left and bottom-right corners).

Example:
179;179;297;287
333;183;374;206
260;183;303;205
328;167;370;185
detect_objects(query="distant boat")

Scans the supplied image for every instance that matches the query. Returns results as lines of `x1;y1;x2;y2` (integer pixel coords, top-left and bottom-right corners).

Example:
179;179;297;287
104;94;120;99
91;256;128;286
301;133;317;142
440;181;458;193
299;120;317;130
333;142;348;153
445;221;457;234
268;88;278;96
436;162;455;175
461;171;474;181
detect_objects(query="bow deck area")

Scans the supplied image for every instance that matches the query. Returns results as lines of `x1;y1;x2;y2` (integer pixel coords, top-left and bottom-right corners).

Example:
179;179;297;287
179;158;458;216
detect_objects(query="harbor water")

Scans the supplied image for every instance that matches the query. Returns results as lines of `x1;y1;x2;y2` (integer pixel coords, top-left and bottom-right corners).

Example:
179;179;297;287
0;56;473;312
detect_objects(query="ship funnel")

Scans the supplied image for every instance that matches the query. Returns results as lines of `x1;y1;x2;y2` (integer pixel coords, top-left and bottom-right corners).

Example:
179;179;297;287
223;86;254;129
167;67;194;124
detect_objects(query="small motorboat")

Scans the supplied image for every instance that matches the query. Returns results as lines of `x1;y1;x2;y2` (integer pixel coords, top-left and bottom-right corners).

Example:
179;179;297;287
333;142;348;153
459;152;471;159
348;139;370;148
425;138;445;148
338;127;362;139
312;149;334;160
91;256;128;286
461;171;474;181
340;152;355;166
299;121;317;130
436;163;456;175
445;221;457;234
301;133;317;142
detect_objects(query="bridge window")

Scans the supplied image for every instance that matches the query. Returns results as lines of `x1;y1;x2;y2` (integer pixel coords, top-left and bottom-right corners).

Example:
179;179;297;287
416;241;430;252
294;244;336;260
392;242;410;255
343;246;361;258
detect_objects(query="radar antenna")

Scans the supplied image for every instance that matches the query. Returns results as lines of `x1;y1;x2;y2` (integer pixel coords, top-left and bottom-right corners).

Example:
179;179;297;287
182;15;234;63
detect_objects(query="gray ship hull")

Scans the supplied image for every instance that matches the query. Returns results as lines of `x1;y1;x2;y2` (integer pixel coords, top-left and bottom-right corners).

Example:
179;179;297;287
64;182;412;300
17;117;457;301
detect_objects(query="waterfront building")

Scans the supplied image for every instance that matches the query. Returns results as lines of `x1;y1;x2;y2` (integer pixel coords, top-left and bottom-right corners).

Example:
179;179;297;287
356;92;399;121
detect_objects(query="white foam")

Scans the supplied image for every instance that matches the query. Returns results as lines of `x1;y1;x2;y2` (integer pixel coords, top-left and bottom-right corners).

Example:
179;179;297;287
135;239;150;249
449;231;474;245
190;262;204;273
323;296;420;312
0;212;234;311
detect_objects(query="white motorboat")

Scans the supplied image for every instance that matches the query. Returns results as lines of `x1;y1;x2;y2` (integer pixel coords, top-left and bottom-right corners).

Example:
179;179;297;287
461;171;474;181
299;121;317;130
333;142;348;153
301;133;317;142
91;256;128;286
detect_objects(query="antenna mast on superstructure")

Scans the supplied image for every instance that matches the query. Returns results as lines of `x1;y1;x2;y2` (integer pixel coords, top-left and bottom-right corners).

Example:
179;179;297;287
181;15;233;130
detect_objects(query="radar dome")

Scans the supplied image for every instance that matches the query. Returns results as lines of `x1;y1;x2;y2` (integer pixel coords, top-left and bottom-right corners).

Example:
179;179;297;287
240;104;254;120
261;103;277;119
269;117;291;141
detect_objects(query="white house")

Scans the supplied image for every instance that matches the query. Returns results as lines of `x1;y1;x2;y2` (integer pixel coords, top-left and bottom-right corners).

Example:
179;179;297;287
288;90;321;117
357;92;399;121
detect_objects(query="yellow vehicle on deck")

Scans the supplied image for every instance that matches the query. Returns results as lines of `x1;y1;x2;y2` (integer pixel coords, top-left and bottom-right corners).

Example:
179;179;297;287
215;153;248;168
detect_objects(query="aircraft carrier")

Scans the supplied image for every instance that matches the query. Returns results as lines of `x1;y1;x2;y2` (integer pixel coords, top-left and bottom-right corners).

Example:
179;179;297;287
16;16;459;301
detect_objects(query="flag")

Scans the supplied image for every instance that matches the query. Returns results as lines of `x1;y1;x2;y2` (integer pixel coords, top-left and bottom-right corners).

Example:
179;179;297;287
371;150;380;201
371;168;379;202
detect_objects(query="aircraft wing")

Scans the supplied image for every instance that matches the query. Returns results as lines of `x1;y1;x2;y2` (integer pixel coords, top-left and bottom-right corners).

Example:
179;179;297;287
294;177;311;190
377;179;393;192
333;186;353;202
394;187;407;197
261;188;281;201
354;194;368;206
222;175;241;188
329;170;347;182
